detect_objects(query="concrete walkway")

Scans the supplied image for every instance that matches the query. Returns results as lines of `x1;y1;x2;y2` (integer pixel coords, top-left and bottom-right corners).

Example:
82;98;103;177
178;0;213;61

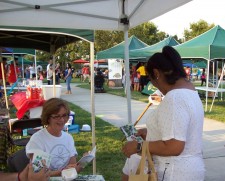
60;83;225;181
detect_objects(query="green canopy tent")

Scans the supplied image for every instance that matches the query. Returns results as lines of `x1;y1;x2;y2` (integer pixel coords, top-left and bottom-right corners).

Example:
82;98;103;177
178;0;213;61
194;61;207;68
0;26;94;52
7;57;32;65
129;36;179;59
174;25;225;111
96;35;148;59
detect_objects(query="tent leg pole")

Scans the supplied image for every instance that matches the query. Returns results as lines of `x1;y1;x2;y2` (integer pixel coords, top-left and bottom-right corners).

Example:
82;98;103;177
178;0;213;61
124;26;132;124
90;42;96;175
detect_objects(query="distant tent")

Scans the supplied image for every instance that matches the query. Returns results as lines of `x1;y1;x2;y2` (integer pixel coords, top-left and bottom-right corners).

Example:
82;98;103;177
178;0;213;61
7;57;32;65
174;25;225;111
129;36;179;59
36;60;48;66
2;48;35;56
96;35;148;59
175;25;225;60
0;47;13;53
194;61;207;68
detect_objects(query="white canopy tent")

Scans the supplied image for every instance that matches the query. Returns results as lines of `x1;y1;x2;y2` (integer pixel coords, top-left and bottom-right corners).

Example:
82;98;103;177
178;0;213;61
0;0;193;174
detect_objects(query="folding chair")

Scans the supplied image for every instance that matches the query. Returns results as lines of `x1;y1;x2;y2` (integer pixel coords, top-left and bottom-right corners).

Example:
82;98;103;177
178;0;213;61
7;148;29;172
8;118;43;147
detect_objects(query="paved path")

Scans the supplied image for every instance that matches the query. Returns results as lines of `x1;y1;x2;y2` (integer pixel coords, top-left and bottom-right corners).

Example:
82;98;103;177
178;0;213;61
60;83;225;181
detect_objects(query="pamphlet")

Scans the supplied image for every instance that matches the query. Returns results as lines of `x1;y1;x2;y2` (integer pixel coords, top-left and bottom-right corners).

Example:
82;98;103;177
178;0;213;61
120;124;143;143
77;146;96;168
32;149;51;173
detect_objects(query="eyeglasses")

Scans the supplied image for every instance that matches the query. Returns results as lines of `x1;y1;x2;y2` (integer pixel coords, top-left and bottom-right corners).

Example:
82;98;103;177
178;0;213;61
50;114;69;120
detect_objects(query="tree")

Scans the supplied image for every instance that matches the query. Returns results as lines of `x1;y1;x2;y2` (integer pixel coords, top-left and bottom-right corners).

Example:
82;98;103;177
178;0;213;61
184;20;215;41
129;22;167;45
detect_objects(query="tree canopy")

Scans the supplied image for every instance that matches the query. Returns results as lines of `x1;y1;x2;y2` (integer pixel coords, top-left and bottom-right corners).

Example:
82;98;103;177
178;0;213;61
184;20;215;41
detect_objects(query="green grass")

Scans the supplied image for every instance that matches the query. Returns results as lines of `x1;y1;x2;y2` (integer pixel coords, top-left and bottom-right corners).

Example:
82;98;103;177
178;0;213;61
67;102;125;180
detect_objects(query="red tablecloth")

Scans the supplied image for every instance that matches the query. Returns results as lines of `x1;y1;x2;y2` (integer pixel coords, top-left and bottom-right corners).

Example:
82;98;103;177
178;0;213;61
10;92;45;119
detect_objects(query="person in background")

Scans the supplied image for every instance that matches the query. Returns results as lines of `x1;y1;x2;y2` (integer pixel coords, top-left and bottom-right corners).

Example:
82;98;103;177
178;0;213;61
25;65;30;80
38;70;44;81
46;59;53;85
122;46;205;181
64;63;72;94
185;66;191;80
55;62;61;84
197;68;201;80
29;63;36;80
136;62;147;91
0;57;7;85
83;65;90;83
47;64;53;85
201;68;206;86
7;57;20;85
131;66;139;91
26;98;83;177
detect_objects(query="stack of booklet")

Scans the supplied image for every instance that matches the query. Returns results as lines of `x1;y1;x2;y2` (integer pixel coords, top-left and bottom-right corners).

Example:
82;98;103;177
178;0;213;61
120;124;143;143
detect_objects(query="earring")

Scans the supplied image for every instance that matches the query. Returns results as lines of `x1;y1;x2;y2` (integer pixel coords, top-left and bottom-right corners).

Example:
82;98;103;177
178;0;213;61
156;77;159;80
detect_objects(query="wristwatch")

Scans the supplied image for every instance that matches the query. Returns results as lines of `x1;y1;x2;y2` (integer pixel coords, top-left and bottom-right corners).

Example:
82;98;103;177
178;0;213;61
136;142;143;153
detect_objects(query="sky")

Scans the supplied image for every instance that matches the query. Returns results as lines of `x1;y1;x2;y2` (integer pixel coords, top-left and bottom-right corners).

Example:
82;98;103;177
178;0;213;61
151;0;225;39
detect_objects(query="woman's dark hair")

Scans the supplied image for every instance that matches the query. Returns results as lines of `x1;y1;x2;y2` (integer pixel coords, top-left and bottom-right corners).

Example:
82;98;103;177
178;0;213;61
67;63;72;69
146;46;186;84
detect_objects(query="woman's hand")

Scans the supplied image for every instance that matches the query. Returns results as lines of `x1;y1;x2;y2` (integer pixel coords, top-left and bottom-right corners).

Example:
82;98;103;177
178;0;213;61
64;163;83;173
136;128;147;140
19;162;50;181
122;140;138;158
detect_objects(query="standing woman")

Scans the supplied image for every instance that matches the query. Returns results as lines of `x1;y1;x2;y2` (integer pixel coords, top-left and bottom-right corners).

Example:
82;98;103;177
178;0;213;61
64;63;72;94
201;68;206;86
122;46;205;181
7;58;20;85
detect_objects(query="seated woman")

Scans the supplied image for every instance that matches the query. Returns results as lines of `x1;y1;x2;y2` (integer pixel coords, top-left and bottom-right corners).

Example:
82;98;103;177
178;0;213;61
26;98;82;177
94;70;105;93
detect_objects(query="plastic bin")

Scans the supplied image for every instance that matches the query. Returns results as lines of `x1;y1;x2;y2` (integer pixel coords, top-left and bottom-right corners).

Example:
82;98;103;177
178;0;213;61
69;111;75;125
65;111;75;126
64;124;80;134
29;106;43;118
68;124;80;134
41;85;62;100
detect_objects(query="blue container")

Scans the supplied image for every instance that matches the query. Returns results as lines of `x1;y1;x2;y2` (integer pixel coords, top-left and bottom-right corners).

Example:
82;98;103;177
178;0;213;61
68;124;80;134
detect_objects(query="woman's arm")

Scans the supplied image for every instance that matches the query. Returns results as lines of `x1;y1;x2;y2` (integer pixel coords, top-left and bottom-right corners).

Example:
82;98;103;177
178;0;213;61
64;156;83;173
122;139;185;158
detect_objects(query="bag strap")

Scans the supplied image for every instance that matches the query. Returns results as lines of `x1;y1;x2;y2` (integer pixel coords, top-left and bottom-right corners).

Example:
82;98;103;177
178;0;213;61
144;141;156;174
138;141;147;174
136;141;156;175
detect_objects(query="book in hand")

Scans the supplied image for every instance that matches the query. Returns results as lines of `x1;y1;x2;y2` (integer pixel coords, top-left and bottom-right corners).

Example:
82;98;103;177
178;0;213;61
120;124;143;143
77;146;96;168
32;149;51;173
